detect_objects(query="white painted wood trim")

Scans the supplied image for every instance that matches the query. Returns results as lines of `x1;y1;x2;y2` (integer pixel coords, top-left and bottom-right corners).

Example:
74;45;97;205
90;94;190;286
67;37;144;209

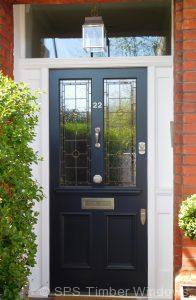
13;5;26;60
147;66;156;290
13;5;173;299
15;56;173;68
40;67;50;288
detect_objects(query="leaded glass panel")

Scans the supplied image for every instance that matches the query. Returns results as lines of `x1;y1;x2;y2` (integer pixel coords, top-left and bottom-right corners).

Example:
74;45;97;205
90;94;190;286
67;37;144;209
104;79;136;187
60;80;91;186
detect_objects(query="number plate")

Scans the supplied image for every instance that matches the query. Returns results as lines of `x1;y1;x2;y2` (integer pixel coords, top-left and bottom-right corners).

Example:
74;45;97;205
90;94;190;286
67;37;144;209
92;101;102;109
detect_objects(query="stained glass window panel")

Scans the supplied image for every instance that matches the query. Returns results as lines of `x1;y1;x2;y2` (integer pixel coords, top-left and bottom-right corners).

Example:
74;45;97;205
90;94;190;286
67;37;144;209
104;79;136;187
60;80;91;186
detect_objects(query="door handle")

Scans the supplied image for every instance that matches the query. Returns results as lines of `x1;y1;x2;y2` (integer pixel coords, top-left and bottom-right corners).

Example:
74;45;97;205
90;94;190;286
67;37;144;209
95;127;101;148
140;208;146;225
93;174;102;184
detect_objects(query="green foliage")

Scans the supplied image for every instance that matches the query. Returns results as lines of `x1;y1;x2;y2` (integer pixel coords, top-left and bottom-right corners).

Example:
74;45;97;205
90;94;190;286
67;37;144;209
62;103;136;150
61;103;136;184
0;73;44;299
179;194;196;240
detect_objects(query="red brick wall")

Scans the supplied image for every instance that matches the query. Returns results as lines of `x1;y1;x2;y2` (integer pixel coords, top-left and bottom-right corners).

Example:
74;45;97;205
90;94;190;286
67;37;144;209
0;0;196;299
174;0;184;276
174;0;196;299
0;0;13;77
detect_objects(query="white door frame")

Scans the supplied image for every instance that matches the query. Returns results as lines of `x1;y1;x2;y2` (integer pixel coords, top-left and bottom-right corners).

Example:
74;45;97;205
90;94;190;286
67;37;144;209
14;5;174;299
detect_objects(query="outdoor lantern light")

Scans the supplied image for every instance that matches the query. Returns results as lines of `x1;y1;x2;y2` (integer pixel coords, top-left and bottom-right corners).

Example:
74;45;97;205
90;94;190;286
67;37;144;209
83;13;107;54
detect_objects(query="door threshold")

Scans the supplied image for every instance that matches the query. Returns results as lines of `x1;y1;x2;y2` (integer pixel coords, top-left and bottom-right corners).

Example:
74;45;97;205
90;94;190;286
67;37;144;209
48;296;148;299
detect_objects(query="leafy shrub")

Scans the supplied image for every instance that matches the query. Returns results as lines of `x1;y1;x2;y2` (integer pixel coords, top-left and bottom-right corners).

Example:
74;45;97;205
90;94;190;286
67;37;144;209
0;73;44;299
179;194;196;240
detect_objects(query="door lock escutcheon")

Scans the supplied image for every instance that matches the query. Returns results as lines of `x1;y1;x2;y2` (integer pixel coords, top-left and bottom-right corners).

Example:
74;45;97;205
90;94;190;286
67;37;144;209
95;127;101;148
140;208;147;225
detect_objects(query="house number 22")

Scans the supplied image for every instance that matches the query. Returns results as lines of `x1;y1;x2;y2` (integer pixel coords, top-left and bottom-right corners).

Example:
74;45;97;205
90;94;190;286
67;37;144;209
93;101;102;109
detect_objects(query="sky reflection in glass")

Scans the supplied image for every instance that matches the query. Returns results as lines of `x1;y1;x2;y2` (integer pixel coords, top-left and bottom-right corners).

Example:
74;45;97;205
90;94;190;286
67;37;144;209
42;36;166;58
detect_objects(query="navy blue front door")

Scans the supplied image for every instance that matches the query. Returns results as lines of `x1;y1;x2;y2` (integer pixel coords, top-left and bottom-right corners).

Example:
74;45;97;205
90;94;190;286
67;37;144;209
50;68;147;294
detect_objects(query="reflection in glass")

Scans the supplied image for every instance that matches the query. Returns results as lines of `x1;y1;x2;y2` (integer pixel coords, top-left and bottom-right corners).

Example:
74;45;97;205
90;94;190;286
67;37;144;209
104;79;136;187
109;36;166;56
26;4;171;58
60;80;91;186
41;36;167;58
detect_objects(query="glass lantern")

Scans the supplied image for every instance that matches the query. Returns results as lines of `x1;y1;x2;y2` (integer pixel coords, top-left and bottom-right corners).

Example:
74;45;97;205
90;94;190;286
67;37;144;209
83;16;107;53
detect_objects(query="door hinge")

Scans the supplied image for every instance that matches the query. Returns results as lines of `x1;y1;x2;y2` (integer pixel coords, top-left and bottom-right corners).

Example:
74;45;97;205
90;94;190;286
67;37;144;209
140;208;147;225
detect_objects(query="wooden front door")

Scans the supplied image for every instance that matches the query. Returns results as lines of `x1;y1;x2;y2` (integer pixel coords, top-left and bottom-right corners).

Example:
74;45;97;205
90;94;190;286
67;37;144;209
50;68;147;294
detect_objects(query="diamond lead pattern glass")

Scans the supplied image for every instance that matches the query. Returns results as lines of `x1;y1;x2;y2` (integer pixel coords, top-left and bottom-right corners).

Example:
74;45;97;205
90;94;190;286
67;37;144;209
104;79;136;187
59;80;91;186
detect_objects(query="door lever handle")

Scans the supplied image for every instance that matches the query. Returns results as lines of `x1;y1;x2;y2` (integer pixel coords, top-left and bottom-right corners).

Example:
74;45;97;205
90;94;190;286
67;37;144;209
95;127;101;148
140;208;146;225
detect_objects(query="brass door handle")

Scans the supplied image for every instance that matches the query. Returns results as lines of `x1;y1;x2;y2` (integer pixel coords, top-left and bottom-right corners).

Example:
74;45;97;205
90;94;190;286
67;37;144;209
95;127;101;148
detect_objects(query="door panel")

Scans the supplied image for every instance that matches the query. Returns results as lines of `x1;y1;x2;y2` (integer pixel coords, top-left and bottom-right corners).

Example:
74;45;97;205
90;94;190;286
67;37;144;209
61;213;92;269
105;213;136;269
50;68;147;294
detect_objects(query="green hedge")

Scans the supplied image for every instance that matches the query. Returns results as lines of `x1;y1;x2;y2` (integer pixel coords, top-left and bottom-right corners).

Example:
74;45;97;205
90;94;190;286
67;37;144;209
0;73;43;299
179;194;196;240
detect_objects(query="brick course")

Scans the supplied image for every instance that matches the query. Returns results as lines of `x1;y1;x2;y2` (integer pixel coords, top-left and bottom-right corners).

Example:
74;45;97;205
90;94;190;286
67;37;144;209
0;0;196;299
